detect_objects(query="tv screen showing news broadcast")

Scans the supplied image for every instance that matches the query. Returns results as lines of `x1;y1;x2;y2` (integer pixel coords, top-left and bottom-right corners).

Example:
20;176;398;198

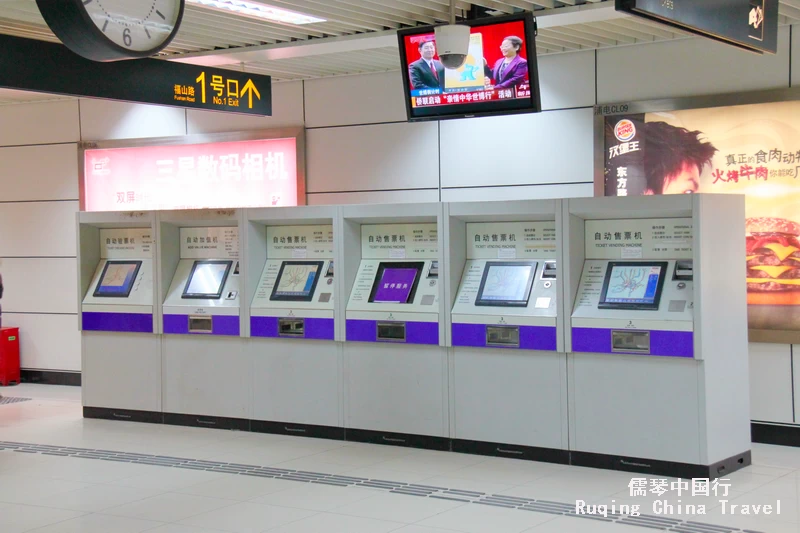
397;13;541;121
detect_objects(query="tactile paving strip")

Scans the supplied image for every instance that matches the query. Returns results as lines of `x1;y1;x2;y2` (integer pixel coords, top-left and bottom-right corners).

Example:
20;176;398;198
0;397;31;405
0;441;761;532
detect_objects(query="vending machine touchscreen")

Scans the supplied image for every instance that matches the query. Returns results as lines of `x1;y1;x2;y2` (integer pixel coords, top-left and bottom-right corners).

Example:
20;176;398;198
571;219;694;358
251;224;335;341
163;227;240;336
452;222;558;351
346;224;439;345
82;228;154;333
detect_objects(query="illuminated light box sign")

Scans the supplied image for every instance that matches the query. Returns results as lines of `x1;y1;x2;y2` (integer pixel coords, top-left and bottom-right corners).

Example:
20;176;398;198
600;97;800;340
84;138;300;212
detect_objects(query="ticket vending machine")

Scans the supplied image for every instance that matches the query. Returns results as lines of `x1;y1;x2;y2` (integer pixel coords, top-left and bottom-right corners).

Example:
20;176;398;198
565;194;751;477
342;203;447;447
159;210;248;427
246;206;342;437
78;212;161;420
446;200;568;462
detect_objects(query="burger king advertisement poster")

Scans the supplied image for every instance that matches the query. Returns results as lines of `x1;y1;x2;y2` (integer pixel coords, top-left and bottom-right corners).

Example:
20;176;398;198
603;99;800;338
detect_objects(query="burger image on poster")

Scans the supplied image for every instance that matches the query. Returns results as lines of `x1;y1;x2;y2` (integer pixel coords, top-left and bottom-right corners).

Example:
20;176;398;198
747;217;800;329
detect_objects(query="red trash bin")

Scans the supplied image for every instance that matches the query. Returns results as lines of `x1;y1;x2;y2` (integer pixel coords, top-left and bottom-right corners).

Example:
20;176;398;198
0;327;20;386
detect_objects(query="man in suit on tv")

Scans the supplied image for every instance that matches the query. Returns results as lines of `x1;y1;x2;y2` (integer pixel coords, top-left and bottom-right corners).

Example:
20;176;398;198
409;39;445;91
484;36;528;90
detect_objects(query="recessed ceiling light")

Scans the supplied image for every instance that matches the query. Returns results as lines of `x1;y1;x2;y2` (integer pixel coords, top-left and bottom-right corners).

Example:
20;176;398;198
186;0;326;25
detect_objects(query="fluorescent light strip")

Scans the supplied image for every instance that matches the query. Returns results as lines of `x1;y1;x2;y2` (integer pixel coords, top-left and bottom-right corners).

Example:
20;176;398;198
186;0;326;25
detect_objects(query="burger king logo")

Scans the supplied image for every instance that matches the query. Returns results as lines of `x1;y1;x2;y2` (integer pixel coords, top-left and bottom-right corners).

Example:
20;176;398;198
614;119;636;142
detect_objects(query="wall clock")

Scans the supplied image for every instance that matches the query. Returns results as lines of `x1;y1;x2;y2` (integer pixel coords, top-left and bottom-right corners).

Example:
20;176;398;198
36;0;185;62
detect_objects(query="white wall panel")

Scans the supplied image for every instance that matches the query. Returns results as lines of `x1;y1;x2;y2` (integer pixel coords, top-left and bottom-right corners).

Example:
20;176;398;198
79;99;187;141
307;188;439;206
597;27;790;103
0;144;79;202
440;108;593;188
749;342;794;423
0;100;79;147
442;183;592;203
0;313;79;371
0;201;78;257
538;50;595;110
0;258;78;314
307;121;439;193
304;71;407;128
186;81;304;134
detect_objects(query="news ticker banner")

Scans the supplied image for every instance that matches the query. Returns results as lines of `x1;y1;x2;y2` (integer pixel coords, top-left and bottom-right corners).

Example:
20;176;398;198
602;99;800;336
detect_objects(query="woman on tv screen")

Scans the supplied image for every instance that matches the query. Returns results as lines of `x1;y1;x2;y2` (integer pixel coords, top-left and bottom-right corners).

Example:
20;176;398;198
484;35;528;90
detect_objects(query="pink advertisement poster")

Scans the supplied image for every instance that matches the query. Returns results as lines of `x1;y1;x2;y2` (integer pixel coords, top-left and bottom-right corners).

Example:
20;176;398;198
84;137;300;211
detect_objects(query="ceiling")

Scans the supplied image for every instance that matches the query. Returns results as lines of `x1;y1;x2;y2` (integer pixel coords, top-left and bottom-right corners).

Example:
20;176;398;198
1;0;800;102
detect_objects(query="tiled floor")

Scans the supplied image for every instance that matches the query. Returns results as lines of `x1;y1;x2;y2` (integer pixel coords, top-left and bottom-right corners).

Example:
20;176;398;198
0;384;798;532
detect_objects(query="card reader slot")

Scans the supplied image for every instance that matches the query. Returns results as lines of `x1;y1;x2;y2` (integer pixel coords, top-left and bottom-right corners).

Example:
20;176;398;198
377;322;406;342
279;318;305;337
611;330;650;354
188;316;213;334
486;325;520;348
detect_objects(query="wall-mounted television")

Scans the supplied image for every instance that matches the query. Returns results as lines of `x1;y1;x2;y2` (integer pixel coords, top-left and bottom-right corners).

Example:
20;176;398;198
397;12;541;122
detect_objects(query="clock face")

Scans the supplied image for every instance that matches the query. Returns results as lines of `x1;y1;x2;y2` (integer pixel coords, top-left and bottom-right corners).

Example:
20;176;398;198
82;0;182;53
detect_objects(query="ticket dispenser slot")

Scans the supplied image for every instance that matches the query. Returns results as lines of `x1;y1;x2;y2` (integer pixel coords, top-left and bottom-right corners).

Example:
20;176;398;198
189;316;213;334
673;260;694;281
486;325;520;348
611;330;650;354
542;261;557;279
377;322;406;342
279;318;305;337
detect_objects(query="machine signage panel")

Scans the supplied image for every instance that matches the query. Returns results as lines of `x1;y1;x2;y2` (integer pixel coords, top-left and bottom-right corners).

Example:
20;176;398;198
361;224;438;259
467;222;556;259
585;218;693;260
180;227;239;259
0;34;272;115
100;228;153;259
84;138;299;212
267;225;333;259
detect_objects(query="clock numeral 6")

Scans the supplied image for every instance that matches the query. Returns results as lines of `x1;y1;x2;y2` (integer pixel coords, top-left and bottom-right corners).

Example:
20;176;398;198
123;28;132;47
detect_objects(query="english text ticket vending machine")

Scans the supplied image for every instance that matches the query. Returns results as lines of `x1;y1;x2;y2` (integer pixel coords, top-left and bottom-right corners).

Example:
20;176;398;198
343;204;447;446
78;212;160;418
446;200;567;462
566;195;751;478
160;210;248;425
246;206;341;436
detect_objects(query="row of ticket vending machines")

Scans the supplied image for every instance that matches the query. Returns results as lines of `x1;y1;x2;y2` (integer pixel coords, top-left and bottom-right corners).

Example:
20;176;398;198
78;195;750;478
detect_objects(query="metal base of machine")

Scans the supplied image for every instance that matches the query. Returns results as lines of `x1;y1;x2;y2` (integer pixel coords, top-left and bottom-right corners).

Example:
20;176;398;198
84;408;752;477
570;449;752;479
452;439;569;465
752;422;800;447
345;428;450;451
251;420;345;441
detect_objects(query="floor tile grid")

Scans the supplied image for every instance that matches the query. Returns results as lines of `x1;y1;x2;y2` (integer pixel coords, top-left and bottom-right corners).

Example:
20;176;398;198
0;441;768;533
